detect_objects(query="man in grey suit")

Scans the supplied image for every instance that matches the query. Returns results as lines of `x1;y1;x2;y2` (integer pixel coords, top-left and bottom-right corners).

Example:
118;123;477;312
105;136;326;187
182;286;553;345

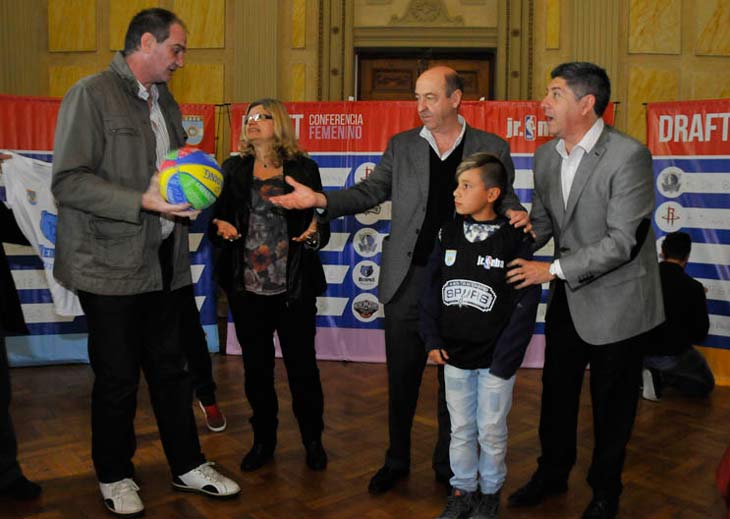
505;62;664;519
272;66;528;494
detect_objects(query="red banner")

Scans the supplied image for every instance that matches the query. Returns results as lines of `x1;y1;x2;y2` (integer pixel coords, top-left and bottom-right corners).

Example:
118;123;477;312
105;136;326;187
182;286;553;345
647;99;730;156
230;100;615;154
646;99;730;385
0;94;216;154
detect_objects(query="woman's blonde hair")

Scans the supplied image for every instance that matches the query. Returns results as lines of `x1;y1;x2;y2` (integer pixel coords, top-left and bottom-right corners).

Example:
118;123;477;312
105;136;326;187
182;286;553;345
239;98;305;165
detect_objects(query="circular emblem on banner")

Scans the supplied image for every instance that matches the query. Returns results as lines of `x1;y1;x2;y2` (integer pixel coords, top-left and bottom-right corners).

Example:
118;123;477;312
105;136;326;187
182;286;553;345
352;228;381;258
351;293;381;322
655;201;684;232
656;166;684;199
355;203;385;225
352;260;379;290
353;162;377;184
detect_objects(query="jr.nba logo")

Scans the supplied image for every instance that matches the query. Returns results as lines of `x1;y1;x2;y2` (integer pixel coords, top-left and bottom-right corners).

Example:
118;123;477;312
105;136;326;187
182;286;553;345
524;115;536;141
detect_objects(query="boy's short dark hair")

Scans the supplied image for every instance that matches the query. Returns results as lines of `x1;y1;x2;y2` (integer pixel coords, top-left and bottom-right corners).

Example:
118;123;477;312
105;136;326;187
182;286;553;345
551;61;611;117
661;231;692;261
123;8;185;55
455;152;507;203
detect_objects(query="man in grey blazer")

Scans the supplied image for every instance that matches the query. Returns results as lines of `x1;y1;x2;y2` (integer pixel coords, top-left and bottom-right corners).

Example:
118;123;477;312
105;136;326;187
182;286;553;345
272;66;528;494
506;62;664;519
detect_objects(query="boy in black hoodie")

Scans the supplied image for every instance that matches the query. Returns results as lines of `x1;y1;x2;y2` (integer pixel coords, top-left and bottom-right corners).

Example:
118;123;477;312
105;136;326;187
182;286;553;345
421;152;540;519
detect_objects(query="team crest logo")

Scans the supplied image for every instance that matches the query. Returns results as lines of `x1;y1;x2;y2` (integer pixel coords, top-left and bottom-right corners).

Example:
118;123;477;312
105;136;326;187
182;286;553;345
657;166;683;199
182;115;204;145
26;189;37;205
442;279;496;313
352;260;379;290
444;250;457;266
351;293;381;322
352;228;380;258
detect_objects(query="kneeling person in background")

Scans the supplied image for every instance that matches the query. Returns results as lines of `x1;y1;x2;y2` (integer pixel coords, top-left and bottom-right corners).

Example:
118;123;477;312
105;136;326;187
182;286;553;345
642;231;714;401
421;153;540;519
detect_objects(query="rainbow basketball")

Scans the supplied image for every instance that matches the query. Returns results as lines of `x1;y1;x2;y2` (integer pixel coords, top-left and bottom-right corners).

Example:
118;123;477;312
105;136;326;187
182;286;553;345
159;147;223;210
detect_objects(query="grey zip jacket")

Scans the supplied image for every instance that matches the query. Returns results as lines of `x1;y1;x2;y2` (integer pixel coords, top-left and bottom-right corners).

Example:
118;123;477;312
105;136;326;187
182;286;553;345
51;52;191;295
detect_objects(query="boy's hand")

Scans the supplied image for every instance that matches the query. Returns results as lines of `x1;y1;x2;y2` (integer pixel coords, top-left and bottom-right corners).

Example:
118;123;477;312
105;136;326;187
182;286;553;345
428;348;449;365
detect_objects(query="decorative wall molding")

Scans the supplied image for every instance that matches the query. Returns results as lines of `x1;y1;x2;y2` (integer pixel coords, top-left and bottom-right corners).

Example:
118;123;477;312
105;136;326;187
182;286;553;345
354;26;497;47
388;0;464;26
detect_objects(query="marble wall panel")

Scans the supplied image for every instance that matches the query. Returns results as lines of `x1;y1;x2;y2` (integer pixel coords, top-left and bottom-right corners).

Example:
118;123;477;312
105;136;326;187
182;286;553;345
174;0;225;48
169;63;224;104
545;0;560;49
109;1;158;51
628;0;680;54
49;65;99;97
627;65;679;141
695;0;730;56
291;0;307;48
48;0;96;52
691;71;730;100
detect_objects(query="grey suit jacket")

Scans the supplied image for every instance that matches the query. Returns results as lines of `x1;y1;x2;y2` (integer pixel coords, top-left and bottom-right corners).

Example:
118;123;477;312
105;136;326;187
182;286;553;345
325;124;523;304
531;125;664;345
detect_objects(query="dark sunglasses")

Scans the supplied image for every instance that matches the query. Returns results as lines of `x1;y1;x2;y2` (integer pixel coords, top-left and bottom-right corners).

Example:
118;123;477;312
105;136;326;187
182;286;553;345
244;113;274;124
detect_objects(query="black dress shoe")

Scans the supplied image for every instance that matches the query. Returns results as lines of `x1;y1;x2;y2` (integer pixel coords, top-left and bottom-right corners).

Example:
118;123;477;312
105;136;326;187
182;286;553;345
582;498;618;519
507;472;568;507
368;465;409;495
0;475;42;500
305;440;328;471
240;443;275;472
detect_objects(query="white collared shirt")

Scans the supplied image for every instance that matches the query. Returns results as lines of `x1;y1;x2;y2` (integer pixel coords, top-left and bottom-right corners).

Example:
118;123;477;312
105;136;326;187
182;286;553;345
550;117;605;280
555;117;604;208
136;81;175;239
419;114;467;160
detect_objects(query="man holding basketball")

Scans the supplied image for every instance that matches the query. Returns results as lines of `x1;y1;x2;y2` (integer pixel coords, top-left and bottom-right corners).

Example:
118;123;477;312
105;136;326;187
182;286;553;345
51;8;239;517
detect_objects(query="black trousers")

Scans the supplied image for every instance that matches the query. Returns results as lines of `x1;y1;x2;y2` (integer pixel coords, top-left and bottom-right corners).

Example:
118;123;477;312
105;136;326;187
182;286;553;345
78;287;205;483
178;285;217;406
0;336;22;488
228;290;324;446
383;264;451;476
538;282;643;500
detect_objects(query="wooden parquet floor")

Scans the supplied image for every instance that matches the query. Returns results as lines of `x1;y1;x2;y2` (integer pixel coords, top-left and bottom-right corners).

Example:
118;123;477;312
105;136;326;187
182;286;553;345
1;354;728;518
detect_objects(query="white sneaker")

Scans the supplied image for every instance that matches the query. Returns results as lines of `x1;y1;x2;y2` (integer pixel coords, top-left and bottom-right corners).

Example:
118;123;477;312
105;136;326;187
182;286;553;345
172;462;241;498
642;368;661;401
99;478;144;517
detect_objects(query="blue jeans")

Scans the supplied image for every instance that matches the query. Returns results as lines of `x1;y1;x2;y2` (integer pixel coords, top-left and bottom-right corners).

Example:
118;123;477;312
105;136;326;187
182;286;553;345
444;364;516;493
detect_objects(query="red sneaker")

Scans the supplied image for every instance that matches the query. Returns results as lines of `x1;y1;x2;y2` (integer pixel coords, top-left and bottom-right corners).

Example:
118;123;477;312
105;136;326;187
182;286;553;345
198;401;227;432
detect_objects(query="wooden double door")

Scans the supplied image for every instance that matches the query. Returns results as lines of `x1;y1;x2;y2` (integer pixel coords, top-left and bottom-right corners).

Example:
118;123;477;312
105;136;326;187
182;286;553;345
358;56;493;101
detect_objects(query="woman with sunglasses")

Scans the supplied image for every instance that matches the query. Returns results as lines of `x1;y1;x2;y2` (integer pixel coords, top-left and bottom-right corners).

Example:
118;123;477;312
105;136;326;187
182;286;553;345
211;99;330;472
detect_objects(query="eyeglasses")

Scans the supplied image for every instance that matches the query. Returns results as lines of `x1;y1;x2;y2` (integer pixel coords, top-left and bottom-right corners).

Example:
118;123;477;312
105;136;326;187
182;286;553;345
244;113;274;124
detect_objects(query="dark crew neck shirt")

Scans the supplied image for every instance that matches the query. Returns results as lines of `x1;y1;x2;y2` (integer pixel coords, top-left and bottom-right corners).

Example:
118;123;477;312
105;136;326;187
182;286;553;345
412;138;466;265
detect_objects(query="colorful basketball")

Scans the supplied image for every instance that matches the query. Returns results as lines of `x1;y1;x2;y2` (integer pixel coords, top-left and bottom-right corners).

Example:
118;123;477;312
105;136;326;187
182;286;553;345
159;147;223;210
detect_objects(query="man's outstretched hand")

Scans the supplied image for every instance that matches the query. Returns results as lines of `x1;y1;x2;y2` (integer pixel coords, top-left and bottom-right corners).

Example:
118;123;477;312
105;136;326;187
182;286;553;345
270;176;327;210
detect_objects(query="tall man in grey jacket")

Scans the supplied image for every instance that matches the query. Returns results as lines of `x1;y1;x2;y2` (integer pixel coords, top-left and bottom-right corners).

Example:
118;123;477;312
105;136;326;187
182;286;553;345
506;62;664;519
51;8;239;517
271;66;528;494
